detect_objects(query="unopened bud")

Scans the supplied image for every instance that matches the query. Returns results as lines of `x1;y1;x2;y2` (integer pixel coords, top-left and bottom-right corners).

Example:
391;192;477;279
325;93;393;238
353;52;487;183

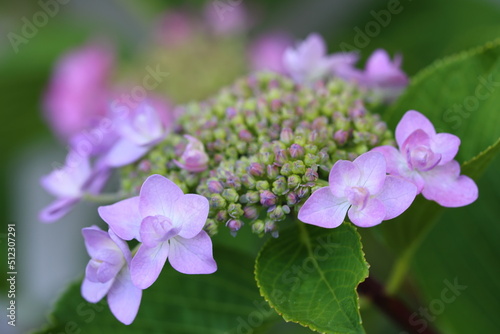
260;190;277;207
222;188;239;203
207;180;224;193
248;162;265;177
291;160;306;174
266;164;280;179
216;210;229;222
287;174;301;189
226;219;243;236
280;128;293;144
280;162;293;176
245;191;260;204
252;220;265;235
303;168;319;182
256;180;270;191
289;144;305;160
244;205;259;220
228;203;244;218
272;177;288;195
241;174;256;189
210;194;227;209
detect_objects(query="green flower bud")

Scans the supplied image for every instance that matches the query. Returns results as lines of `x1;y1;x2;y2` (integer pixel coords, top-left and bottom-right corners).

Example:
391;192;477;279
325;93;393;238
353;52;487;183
222;188;239;203
291;160;306;174
256;180;270;191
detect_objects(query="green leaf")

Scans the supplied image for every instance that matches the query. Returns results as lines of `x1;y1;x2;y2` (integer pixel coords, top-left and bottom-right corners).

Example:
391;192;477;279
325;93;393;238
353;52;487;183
255;222;369;334
378;39;500;293
35;246;279;334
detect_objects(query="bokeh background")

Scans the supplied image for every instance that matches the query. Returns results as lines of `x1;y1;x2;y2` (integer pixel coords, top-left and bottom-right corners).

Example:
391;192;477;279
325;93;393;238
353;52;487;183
1;0;500;333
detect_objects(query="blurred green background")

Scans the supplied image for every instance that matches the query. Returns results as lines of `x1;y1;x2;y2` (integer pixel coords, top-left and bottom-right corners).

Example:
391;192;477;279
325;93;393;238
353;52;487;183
1;0;499;333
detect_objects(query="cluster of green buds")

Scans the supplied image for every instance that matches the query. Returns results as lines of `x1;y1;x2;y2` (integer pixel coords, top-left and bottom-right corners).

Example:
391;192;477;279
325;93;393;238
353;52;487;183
121;72;394;237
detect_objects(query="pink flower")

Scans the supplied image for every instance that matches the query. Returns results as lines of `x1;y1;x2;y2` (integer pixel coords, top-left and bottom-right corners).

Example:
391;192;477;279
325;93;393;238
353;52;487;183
44;42;114;141
39;152;110;223
283;33;358;85
103;100;171;167
174;135;209;172
298;152;417;228
98;175;217;290
81;226;142;325
248;32;293;74
338;49;408;102
204;1;248;35
373;110;478;207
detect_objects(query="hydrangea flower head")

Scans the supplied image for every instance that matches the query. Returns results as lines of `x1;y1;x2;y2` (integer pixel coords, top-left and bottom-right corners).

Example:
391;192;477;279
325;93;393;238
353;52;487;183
283;33;358;84
373;110;478;207
98;174;217;289
298;151;417;228
81;226;142;325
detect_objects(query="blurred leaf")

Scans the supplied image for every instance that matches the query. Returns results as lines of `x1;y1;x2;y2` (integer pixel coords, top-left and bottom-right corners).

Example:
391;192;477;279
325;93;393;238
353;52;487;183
35;246;279;334
378;39;500;293
255;223;369;334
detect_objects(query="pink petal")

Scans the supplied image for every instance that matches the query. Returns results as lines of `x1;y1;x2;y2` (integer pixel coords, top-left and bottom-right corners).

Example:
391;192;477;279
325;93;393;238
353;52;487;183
81;277;113;303
172;194;209;239
139;175;184;218
297;187;350;228
107;267;142;325
41;156;91;198
104;138;150;168
421;160;478;207
431;133;460;165
168;231;217;275
39;198;79;223
98;197;141;241
140;215;180;248
371;146;406;175
353;151;387;194
82;226;118;259
130;242;169;289
328;160;361;198
376;175;417;220
402;129;441;171
396;110;436;148
348;197;386;228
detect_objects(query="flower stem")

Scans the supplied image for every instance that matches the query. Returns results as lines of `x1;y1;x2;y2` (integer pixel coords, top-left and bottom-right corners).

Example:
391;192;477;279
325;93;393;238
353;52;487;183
358;276;439;334
83;192;129;204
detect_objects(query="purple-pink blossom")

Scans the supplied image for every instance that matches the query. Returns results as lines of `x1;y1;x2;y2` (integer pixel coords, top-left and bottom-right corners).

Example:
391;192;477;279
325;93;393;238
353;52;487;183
204;1;248;35
248;32;293;74
174;135;209;172
298;152;417;228
44;42;114;141
81;226;142;325
373;110;478;207
39;153;110;223
104;101;171;167
98;174;217;290
283;33;358;85
338;49;408;102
